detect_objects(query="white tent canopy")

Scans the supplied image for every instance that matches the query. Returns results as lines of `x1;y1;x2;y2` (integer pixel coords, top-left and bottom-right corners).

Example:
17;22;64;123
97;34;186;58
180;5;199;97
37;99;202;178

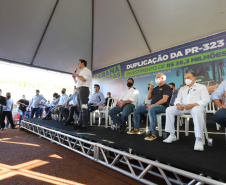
0;0;226;73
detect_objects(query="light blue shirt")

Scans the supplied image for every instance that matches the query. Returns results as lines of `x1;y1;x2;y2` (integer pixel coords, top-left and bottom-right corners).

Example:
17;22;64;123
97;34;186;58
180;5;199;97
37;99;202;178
68;93;77;105
89;91;105;106
28;95;47;109
211;80;226;104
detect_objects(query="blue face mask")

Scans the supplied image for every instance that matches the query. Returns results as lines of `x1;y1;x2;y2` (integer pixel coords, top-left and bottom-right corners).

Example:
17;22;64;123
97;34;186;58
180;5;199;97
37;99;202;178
23;97;26;99
36;92;39;96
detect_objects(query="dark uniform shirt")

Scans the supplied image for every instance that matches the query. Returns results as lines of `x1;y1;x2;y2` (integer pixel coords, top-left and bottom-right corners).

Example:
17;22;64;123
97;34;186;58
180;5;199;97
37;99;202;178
151;84;172;107
18;99;29;112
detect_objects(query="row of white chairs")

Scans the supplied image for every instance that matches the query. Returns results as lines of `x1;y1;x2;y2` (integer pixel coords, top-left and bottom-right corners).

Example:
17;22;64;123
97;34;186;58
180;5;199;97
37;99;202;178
88;97;226;142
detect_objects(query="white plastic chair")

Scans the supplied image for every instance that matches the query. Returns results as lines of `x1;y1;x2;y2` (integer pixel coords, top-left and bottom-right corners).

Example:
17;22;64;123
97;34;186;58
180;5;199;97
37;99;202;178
176;113;209;144
206;100;219;130
90;108;100;126
98;98;113;128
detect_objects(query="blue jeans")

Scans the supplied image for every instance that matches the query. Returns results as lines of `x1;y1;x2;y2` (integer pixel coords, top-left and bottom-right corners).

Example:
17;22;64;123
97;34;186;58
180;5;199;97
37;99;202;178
31;108;40;118
108;104;135;126
134;105;148;130
45;106;54;118
148;105;166;134
88;103;99;113
214;108;226;127
25;111;30;118
39;108;43;118
18;109;26;123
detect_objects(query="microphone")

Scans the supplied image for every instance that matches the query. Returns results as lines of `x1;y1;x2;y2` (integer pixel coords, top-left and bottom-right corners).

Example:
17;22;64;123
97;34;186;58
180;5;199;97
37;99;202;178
74;68;77;73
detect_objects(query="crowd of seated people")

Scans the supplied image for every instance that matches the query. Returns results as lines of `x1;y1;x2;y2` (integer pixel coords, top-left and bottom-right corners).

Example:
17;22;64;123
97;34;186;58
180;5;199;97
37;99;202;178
1;70;226;153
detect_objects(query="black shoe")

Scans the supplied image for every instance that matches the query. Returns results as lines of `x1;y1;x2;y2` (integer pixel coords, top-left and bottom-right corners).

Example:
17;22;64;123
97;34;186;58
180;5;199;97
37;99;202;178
73;124;82;130
12;127;18;129
118;125;126;133
64;120;72;126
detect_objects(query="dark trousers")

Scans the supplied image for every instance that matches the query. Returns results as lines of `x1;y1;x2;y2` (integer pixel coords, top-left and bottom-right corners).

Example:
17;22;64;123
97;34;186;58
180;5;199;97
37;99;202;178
1;111;15;128
45;106;54;118
60;106;79;121
39;108;43;118
214;108;226;127
77;87;89;126
108;104;135;126
31;108;40;118
88;103;99;113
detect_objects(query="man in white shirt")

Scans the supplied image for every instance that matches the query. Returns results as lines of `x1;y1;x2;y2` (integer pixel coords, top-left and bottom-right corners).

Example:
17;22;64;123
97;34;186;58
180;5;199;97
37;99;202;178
50;88;69;117
1;92;16;129
163;72;210;151
72;59;92;130
109;78;139;133
28;90;47;118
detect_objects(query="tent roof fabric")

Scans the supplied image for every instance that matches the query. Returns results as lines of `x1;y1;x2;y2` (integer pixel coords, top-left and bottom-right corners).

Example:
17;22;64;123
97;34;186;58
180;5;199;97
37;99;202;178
0;0;226;73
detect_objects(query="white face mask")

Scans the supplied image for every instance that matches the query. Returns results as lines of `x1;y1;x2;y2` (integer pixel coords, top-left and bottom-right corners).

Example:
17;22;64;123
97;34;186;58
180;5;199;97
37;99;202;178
74;89;77;93
185;78;194;86
0;91;1;95
107;95;110;98
94;88;97;92
155;78;161;85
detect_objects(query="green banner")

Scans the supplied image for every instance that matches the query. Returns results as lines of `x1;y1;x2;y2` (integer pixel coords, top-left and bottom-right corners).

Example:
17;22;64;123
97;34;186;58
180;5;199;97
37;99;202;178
94;64;121;84
124;48;226;77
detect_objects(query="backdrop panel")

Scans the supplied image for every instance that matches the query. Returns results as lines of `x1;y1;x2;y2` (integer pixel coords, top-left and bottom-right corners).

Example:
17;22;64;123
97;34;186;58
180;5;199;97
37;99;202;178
93;31;226;105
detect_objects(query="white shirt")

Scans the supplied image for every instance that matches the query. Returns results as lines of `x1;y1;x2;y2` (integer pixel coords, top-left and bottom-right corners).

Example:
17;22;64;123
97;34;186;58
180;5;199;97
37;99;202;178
143;94;152;105
76;67;92;88
174;83;210;108
120;88;139;106
29;95;47;109
3;98;14;111
58;94;69;106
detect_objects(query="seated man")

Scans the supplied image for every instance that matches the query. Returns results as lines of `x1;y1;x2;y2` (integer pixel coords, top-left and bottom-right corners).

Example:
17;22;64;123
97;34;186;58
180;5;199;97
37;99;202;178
88;84;105;113
163;72;210;151
211;79;226;127
129;73;172;140
127;84;152;134
43;93;60;120
60;87;79;126
169;83;179;106
103;92;113;108
109;78;139;133
50;88;68;119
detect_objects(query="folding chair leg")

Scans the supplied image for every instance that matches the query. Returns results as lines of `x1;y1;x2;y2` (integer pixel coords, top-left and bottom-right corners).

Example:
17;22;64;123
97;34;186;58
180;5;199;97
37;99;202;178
90;113;93;126
158;116;162;137
146;115;149;133
177;116;180;140
105;113;108;128
128;114;131;131
185;118;189;136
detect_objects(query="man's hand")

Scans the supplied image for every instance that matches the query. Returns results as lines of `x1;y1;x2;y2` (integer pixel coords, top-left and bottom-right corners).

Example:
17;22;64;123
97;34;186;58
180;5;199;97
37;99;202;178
142;103;145;106
146;104;155;110
183;104;194;110
219;104;226;109
176;104;184;111
91;104;98;107
119;101;125;108
73;72;79;78
149;81;154;91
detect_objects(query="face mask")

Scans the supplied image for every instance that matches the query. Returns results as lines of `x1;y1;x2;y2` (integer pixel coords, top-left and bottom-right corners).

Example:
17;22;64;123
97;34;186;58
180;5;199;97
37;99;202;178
0;91;2;95
23;97;26;99
36;92;39;96
74;89;77;93
7;95;11;98
171;88;173;91
107;95;110;98
185;78;193;86
127;82;133;87
61;91;65;94
155;78;161;85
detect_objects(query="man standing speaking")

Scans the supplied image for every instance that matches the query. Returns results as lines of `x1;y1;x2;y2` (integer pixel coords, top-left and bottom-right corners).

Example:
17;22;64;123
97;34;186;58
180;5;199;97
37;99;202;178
72;59;92;131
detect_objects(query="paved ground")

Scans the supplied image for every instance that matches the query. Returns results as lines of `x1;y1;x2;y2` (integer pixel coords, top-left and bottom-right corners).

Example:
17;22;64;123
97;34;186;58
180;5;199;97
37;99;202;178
0;128;145;185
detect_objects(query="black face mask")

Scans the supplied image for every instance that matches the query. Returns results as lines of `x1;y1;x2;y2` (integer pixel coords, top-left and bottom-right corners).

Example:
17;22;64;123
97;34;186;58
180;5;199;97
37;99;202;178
7;95;11;98
61;91;65;94
171;88;174;91
148;87;150;91
127;82;133;87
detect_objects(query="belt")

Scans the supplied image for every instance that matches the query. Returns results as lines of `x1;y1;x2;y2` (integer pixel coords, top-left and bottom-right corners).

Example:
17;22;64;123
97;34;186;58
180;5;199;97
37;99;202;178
78;86;89;89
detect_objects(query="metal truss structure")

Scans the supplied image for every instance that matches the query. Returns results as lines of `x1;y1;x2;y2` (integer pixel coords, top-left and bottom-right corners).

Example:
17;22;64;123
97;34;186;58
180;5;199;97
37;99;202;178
21;120;224;185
